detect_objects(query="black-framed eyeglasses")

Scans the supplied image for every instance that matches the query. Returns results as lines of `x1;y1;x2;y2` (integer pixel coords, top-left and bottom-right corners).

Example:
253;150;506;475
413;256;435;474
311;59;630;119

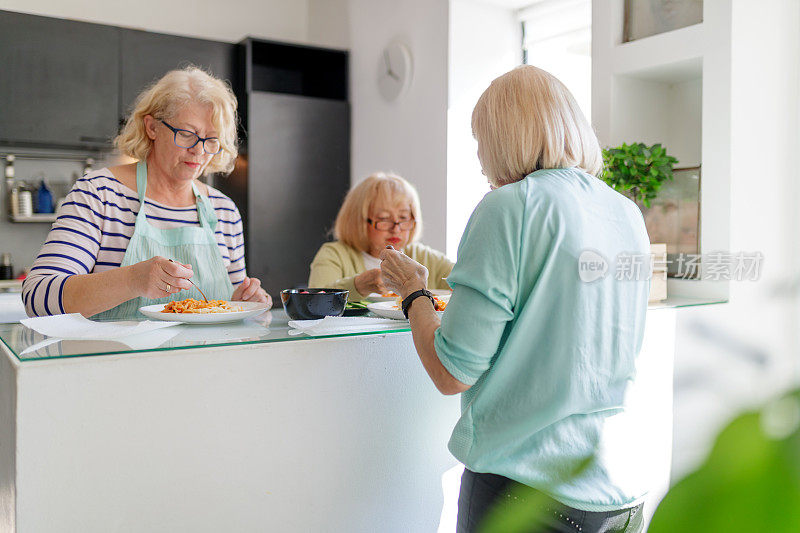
161;120;222;155
367;218;416;231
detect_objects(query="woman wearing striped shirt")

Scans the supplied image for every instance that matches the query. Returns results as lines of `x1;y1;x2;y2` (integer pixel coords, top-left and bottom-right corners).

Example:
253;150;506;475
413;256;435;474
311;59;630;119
22;67;271;318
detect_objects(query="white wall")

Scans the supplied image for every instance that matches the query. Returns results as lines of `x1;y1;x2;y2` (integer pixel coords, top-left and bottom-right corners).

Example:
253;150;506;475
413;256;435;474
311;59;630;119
592;0;800;486
0;0;309;43
610;76;701;169
341;0;450;252
308;0;350;50
446;0;519;258
670;0;800;480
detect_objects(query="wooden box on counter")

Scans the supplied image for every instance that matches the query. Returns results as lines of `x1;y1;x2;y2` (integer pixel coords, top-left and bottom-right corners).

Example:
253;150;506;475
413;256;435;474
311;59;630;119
649;243;667;303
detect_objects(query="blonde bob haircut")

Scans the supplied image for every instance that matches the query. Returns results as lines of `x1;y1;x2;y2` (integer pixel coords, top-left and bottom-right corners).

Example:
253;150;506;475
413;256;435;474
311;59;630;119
114;66;239;175
333;172;423;253
471;65;602;187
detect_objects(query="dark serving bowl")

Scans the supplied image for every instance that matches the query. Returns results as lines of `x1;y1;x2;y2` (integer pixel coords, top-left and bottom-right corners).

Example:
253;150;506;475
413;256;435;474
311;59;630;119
280;288;349;320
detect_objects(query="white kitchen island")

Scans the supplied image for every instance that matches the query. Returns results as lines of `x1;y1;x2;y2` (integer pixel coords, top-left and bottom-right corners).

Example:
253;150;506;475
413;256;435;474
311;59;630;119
0;302;710;532
0;311;461;532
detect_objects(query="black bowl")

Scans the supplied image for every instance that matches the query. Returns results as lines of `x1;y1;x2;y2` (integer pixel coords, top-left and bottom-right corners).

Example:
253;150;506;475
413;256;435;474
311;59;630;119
280;288;349;320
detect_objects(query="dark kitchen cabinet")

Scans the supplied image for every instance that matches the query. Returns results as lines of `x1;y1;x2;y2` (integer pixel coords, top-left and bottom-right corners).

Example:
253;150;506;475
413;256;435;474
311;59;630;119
119;29;236;121
0;11;119;149
0;10;237;149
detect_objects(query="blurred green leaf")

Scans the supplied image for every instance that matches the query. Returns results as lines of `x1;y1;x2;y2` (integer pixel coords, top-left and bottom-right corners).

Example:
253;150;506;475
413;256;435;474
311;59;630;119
479;456;594;533
649;390;800;533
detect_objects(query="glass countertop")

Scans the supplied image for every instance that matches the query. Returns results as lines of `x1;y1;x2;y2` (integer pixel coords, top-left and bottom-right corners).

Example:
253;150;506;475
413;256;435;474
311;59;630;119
0;310;412;362
0;296;727;363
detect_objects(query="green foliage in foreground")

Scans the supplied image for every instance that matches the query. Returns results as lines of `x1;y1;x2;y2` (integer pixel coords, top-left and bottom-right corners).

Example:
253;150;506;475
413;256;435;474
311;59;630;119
648;389;800;532
600;143;679;208
479;457;592;532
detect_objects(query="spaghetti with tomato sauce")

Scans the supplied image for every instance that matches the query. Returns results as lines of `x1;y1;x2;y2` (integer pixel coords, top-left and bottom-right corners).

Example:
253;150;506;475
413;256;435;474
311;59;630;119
162;298;243;314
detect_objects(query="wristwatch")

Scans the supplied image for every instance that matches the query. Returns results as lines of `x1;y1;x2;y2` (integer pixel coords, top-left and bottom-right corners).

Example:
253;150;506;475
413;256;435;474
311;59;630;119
401;289;435;319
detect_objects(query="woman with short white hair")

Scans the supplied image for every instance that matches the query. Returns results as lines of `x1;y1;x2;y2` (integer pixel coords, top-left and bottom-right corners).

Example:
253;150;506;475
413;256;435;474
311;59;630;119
23;67;271;318
308;172;452;299
381;65;651;532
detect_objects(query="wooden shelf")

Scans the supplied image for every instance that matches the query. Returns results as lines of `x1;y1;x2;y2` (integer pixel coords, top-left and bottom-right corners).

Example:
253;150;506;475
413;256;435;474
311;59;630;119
10;214;56;223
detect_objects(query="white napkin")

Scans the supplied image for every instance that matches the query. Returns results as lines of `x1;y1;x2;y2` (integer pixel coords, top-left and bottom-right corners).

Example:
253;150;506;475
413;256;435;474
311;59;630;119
0;292;27;323
20;313;180;339
288;316;407;337
19;327;183;357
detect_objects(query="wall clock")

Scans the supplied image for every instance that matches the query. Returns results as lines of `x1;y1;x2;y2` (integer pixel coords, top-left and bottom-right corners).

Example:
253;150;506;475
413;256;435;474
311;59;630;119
377;41;412;102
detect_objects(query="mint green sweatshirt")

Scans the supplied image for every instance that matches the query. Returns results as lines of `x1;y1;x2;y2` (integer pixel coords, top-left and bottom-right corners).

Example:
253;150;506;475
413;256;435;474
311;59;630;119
434;168;651;511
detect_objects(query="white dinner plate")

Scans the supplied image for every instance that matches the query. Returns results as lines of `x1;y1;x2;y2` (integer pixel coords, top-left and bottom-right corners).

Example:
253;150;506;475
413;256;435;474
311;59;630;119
367;301;445;321
365;293;401;303
365;289;451;303
139;301;269;324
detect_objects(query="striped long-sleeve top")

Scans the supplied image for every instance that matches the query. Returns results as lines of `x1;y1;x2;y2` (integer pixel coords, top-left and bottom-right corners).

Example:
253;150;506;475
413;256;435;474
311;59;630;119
21;169;247;317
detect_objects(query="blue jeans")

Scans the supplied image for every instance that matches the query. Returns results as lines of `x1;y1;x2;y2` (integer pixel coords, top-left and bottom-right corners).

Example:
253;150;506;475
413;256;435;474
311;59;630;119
457;469;644;533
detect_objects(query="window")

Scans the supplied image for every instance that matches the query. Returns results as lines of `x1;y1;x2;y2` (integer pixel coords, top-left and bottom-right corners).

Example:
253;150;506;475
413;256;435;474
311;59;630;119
520;0;592;118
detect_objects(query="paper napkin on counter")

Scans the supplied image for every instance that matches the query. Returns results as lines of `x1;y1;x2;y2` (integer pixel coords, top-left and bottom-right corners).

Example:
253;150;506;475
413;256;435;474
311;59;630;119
21;313;180;339
19;327;182;357
288;316;407;337
0;292;27;323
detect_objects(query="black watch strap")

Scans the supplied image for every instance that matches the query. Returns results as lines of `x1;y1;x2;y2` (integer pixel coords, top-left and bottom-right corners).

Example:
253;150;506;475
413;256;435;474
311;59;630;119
401;289;435;319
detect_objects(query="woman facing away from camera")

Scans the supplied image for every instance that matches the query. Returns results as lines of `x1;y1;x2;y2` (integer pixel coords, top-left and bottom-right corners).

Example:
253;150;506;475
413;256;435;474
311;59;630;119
380;65;653;532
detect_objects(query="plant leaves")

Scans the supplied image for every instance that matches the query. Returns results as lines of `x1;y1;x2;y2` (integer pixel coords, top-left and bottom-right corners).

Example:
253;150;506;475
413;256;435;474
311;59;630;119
649;390;800;533
600;142;679;206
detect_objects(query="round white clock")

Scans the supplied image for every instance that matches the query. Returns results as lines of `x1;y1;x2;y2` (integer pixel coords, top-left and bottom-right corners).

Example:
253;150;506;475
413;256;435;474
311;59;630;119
377;42;412;102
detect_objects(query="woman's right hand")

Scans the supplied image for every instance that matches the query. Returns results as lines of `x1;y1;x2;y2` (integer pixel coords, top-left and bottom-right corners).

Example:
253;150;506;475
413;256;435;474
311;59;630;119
354;268;389;296
129;256;194;299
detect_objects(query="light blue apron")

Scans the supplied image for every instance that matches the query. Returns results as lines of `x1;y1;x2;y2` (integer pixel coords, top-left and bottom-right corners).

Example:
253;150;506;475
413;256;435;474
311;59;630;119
94;161;234;320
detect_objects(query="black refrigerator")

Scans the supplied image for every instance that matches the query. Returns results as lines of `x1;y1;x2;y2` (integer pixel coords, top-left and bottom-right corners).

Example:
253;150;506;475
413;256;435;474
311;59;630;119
221;39;350;299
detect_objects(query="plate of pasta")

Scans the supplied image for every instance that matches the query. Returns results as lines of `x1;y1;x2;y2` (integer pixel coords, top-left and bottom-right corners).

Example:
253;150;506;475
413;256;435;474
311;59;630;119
366;294;449;320
139;298;269;324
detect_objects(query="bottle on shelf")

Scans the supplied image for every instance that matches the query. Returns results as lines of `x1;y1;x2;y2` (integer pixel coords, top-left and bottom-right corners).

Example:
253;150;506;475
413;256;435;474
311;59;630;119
16;182;33;218
83;157;94;178
0;253;13;281
36;179;54;214
5;154;15;218
9;186;19;218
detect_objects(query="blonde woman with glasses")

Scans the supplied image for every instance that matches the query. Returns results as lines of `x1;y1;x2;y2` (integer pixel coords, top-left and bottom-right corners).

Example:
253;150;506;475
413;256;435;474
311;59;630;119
22;67;270;318
308;172;453;300
380;66;652;532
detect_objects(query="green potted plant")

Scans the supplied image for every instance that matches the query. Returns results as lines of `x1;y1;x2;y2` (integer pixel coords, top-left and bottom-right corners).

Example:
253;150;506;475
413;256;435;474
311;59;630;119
600;142;679;302
600;142;679;209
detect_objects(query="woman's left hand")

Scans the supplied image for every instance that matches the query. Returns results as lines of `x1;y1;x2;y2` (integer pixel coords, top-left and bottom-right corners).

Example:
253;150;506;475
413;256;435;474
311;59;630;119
232;276;272;308
379;247;429;298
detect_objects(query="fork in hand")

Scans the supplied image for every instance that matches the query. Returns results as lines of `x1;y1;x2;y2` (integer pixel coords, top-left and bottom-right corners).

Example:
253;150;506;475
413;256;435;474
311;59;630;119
168;259;209;302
